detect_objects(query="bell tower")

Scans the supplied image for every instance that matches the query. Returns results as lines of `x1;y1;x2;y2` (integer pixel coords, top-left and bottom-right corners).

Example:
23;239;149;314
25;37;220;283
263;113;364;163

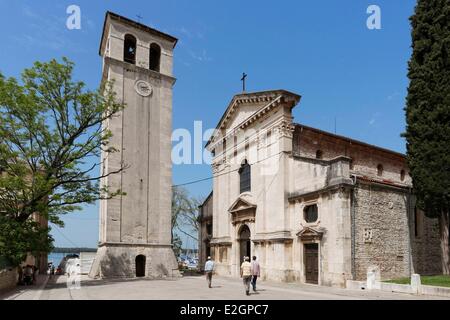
90;12;179;278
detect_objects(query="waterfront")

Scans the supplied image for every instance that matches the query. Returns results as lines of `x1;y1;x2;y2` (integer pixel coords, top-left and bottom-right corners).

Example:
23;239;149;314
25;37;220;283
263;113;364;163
48;252;78;267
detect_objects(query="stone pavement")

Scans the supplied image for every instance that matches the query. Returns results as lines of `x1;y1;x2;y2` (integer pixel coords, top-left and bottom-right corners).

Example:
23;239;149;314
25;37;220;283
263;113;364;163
1;274;49;300
1;274;449;300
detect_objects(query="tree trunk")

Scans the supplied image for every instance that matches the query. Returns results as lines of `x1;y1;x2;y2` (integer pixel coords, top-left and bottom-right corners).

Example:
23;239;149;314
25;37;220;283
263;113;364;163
439;210;450;275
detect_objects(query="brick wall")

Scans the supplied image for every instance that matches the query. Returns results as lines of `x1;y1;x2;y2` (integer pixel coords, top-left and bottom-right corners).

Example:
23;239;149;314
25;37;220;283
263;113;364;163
292;124;410;185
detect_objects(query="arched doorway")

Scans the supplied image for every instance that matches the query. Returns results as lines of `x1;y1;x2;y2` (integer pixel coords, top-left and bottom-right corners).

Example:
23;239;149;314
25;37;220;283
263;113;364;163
239;225;251;262
135;255;146;277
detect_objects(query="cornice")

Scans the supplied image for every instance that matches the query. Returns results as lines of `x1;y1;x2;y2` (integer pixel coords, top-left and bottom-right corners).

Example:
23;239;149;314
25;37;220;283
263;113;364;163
102;57;177;86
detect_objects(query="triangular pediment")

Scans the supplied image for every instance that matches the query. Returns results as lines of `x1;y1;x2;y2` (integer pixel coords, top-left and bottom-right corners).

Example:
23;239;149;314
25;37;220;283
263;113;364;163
223;103;263;131
228;197;256;213
296;226;325;240
206;90;301;148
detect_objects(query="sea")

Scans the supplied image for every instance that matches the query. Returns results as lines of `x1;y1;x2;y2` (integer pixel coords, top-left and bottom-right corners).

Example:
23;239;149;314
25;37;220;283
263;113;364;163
48;252;79;267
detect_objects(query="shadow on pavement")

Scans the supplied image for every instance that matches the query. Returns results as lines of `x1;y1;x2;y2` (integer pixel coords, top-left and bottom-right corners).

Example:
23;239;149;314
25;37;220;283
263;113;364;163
0;275;48;300
44;275;182;290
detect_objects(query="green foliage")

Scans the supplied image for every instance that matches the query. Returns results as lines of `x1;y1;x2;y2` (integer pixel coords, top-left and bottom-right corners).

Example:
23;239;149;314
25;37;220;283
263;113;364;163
0;256;12;269
404;0;450;216
0;58;125;265
0;58;124;224
385;275;450;288
0;215;54;267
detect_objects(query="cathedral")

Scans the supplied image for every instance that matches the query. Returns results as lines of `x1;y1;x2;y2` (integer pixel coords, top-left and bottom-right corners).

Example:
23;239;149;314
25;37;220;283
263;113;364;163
199;89;442;287
87;11;441;286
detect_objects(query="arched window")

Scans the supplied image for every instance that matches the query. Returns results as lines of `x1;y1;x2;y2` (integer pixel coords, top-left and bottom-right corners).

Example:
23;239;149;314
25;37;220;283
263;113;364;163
377;164;383;177
124;34;137;64
315;150;323;159
149;43;161;72
239;160;251;194
400;169;406;181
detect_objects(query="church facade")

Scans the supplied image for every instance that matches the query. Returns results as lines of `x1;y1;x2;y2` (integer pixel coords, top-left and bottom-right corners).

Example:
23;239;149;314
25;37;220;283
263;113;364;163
202;89;441;287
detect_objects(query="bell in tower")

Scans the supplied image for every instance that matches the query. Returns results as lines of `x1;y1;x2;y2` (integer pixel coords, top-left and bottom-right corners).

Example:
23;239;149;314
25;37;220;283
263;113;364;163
89;11;179;279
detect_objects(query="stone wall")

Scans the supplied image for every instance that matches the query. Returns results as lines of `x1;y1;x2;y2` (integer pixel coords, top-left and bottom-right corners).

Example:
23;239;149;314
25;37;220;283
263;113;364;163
0;268;17;294
353;182;442;280
353;183;411;280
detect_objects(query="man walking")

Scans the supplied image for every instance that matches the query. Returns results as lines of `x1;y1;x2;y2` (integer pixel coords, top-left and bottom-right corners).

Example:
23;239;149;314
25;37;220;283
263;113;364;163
240;256;252;295
204;256;215;288
251;256;260;292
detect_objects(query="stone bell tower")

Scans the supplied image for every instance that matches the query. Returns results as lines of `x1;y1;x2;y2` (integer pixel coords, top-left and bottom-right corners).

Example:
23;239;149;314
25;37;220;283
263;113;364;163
89;12;179;278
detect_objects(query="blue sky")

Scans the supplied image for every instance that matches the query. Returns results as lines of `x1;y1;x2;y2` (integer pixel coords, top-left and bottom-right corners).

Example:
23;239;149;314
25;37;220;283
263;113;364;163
0;0;416;248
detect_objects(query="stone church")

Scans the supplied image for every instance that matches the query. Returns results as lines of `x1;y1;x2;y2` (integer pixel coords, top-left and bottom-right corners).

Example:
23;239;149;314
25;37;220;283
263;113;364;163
199;89;442;287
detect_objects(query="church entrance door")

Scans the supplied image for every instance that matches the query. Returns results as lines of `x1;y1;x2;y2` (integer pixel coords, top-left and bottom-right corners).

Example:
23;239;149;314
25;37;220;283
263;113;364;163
135;255;146;277
304;243;318;284
239;225;251;262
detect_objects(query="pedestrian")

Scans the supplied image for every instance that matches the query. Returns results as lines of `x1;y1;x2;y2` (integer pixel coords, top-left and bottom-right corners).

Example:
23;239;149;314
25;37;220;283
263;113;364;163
240;256;252;296
251;256;260;292
24;265;33;285
204;256;215;288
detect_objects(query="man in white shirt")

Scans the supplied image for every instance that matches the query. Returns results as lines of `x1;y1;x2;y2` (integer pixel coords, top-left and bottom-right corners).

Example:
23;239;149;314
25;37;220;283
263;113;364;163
204;256;215;288
240;256;252;296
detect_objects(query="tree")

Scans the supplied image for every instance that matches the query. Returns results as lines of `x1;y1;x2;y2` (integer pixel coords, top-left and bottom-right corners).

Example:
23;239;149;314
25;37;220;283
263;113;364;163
0;216;53;267
404;0;450;274
171;186;201;255
0;58;125;266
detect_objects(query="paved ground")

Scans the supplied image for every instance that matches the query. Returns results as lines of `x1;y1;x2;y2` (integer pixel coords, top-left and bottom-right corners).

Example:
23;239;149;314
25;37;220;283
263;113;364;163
1;274;448;300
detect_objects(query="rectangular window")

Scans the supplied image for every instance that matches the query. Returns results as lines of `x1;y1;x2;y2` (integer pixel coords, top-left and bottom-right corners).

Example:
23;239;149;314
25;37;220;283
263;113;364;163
304;204;318;223
239;163;251;194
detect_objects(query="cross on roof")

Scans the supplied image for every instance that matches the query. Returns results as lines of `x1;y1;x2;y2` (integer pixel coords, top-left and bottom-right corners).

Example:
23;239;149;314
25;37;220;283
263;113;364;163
241;72;247;92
